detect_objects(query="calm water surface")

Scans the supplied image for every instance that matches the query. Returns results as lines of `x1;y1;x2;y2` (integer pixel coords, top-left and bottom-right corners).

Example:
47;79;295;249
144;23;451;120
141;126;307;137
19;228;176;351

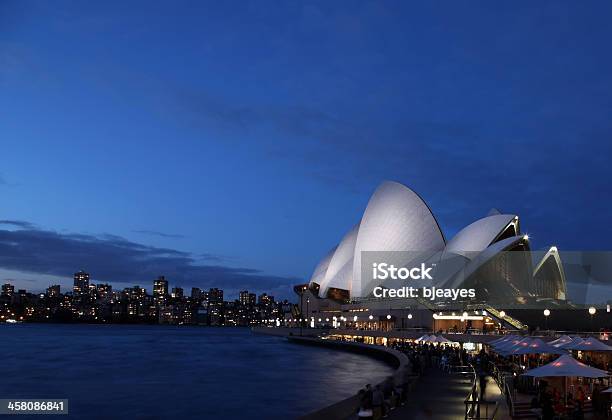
0;324;393;419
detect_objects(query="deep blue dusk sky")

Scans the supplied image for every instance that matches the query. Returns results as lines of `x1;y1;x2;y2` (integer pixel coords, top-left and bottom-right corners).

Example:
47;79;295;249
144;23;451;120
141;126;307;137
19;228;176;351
1;1;611;299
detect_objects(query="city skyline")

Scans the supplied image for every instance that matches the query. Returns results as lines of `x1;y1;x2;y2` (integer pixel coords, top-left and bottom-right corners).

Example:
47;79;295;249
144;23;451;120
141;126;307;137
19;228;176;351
0;269;289;325
3;1;612;297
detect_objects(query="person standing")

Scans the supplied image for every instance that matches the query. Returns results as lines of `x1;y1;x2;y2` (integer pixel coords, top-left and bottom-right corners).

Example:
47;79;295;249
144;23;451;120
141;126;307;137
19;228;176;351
372;385;384;420
357;389;373;419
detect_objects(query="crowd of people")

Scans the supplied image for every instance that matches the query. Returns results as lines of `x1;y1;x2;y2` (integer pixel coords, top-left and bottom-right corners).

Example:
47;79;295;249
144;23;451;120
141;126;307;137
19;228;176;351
328;333;612;419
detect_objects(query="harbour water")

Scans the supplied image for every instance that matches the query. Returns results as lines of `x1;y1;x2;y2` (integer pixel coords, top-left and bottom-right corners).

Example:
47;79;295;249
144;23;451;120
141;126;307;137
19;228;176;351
0;324;393;419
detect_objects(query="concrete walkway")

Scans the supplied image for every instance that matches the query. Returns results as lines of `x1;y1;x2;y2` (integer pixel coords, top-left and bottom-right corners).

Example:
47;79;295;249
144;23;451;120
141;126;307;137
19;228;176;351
381;370;511;420
481;375;511;420
386;367;473;420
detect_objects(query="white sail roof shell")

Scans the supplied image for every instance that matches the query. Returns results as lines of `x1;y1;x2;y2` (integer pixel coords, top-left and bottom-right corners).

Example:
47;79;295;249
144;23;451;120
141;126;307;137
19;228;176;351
308;245;337;288
318;224;359;298
444;214;518;260
442;235;528;290
352;181;446;297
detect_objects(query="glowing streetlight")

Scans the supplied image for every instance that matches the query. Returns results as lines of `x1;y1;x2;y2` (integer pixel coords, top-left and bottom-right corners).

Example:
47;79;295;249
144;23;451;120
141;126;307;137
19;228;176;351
543;309;550;330
589;307;597;331
368;315;374;320
543;309;550;316
386;314;392;320
353;315;358;322
407;314;413;320
499;311;506;318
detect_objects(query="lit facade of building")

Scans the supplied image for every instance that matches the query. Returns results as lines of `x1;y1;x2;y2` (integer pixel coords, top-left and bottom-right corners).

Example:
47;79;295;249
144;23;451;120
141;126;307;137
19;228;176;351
46;284;61;298
153;276;168;303
73;270;90;297
1;283;15;297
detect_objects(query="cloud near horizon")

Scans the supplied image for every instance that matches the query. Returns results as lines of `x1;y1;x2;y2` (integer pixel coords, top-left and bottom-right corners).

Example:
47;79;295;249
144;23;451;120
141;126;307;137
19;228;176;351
132;229;186;239
0;221;299;297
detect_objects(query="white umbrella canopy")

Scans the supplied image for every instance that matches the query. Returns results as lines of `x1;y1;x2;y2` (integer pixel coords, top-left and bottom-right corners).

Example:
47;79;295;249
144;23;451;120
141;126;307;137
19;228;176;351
432;335;453;344
416;334;436;342
499;338;533;355
495;337;533;354
558;336;585;350
570;337;612;352
493;336;522;349
548;335;573;347
523;355;609;378
505;338;565;356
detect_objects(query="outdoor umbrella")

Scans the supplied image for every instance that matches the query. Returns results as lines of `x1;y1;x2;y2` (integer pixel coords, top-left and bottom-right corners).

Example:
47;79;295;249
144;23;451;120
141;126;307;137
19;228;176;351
499;338;533;356
523;354;609;378
495;337;532;354
558;336;585;350
548;335;573;347
570;337;612;352
416;334;436;342
432;335;453;344
523;354;610;406
493;336;523;350
504;338;565;356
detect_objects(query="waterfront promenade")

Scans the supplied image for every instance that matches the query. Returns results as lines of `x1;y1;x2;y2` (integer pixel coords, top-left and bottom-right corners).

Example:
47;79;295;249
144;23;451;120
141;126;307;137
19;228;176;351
254;327;509;419
387;367;472;420
385;368;510;420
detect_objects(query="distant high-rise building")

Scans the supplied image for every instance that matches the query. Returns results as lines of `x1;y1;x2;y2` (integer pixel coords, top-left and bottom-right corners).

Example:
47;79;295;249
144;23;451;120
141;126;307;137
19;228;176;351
258;293;273;305
207;288;224;326
248;293;256;306
200;290;209;301
190;287;201;300
96;284;112;300
1;283;14;297
130;286;147;300
171;287;184;299
153;276;168;303
239;290;250;306
208;288;223;304
73;271;90;296
46;284;61;297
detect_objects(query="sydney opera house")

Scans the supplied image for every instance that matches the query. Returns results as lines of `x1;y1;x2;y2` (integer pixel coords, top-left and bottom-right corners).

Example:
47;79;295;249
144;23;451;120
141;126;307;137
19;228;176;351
294;181;582;332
